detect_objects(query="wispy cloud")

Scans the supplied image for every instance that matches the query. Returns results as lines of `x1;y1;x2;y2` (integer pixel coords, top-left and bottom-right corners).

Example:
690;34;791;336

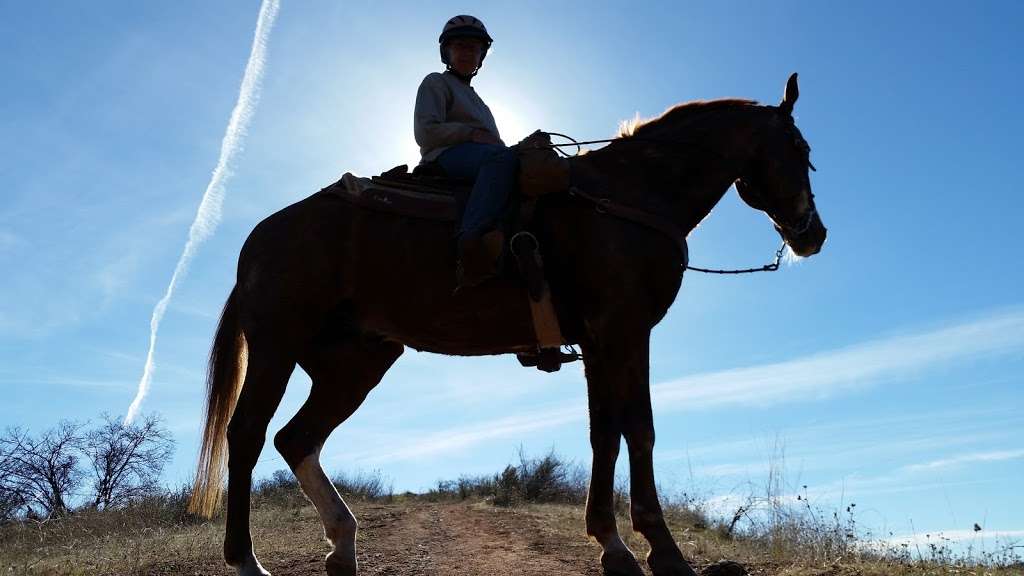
93;248;143;307
125;0;280;423
378;353;584;410
343;402;584;464
0;229;25;252
655;405;1022;465
902;449;1024;473
0;376;133;390
650;306;1024;411
692;461;771;478
167;301;219;321
884;529;1024;547
333;306;1024;463
702;492;806;517
652;407;1024;490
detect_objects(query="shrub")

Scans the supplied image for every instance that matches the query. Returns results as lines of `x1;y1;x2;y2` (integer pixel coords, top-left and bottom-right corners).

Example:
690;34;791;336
429;449;604;507
331;469;393;501
253;469;306;509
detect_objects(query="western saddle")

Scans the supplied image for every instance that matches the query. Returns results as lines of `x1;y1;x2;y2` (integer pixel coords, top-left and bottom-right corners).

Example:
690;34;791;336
322;131;577;372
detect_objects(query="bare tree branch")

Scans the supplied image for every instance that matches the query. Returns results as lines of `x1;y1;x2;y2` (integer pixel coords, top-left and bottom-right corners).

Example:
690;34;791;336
0;436;30;522
0;422;84;518
83;413;174;510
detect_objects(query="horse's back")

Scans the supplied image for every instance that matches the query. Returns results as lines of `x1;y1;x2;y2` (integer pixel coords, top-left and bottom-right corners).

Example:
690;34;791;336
235;189;538;354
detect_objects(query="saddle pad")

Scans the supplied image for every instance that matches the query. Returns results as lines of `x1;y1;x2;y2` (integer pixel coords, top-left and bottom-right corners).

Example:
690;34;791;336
325;173;458;222
373;164;473;195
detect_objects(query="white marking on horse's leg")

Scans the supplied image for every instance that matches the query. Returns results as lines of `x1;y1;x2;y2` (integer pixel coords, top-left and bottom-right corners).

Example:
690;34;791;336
236;554;271;576
294;449;357;570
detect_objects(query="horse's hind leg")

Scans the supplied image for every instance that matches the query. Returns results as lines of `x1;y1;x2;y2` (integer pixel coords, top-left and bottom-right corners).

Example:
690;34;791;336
224;342;296;576
274;334;403;576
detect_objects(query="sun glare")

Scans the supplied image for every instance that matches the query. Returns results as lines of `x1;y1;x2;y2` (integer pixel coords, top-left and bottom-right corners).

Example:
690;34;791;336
383;78;538;169
487;96;534;145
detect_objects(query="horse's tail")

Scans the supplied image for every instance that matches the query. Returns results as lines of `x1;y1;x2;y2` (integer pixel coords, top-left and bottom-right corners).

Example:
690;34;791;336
188;285;246;518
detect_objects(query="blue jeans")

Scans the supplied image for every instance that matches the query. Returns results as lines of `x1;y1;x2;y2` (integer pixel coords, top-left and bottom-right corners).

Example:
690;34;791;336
436;142;519;238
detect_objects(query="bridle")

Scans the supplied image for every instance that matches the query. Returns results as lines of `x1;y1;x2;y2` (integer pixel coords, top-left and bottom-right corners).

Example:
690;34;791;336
540;124;816;275
734;117;818;238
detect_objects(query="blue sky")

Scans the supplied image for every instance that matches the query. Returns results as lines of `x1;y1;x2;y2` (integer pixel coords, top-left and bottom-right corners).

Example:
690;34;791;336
2;0;1022;555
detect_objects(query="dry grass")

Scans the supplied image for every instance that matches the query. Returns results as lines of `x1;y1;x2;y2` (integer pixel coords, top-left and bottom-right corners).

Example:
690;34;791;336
1;458;1020;576
0;472;391;575
428;451;1023;576
0;487;224;575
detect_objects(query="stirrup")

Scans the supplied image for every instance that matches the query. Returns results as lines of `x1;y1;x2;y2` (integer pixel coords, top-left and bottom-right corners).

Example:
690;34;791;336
517;347;580;373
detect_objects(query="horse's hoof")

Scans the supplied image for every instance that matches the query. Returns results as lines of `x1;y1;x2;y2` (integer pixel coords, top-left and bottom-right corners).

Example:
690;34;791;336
701;560;748;576
601;549;645;576
325;551;357;576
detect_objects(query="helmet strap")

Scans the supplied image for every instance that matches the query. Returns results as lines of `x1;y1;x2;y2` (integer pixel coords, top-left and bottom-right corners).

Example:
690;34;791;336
445;65;477;82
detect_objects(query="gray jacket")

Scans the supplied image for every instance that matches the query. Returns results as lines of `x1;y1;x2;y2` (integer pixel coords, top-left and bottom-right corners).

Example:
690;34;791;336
414;71;504;163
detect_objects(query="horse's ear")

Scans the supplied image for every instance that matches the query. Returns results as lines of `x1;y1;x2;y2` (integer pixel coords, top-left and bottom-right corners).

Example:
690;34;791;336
779;72;799;116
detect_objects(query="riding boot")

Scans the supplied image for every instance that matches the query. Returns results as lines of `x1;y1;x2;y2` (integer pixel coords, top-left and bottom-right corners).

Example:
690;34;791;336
456;229;505;289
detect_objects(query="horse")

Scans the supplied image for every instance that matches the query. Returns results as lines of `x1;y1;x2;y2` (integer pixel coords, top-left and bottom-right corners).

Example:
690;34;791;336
187;73;826;576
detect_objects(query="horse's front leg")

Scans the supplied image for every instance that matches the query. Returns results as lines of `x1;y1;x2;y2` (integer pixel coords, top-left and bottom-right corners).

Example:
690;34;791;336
582;342;644;576
584;333;697;576
622;372;697;576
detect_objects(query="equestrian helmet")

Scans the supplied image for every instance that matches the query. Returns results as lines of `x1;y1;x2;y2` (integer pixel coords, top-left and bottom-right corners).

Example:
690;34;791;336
439;15;493;67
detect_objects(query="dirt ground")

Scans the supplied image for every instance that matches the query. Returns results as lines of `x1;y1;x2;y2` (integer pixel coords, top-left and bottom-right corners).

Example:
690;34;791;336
134;499;604;576
347;500;603;576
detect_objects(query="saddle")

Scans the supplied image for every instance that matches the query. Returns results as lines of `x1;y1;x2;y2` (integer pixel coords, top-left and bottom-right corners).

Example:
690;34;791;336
323;131;576;372
333;166;464;222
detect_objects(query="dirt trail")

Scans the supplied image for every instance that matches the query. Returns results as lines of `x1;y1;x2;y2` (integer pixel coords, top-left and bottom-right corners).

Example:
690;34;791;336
88;499;605;576
354;500;602;576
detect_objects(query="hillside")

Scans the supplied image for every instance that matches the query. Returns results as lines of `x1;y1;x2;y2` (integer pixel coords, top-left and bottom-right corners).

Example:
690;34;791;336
2;494;1020;576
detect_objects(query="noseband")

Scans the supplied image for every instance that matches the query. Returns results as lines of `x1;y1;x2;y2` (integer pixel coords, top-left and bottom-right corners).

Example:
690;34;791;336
781;205;818;237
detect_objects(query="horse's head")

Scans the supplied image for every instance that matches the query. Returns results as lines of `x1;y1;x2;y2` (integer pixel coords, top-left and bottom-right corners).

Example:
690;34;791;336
735;73;826;257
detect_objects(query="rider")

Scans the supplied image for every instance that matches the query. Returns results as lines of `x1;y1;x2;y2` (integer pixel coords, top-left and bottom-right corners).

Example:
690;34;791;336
414;15;516;288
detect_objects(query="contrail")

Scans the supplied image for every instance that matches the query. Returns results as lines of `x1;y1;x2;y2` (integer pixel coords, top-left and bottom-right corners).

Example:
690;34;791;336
126;0;280;424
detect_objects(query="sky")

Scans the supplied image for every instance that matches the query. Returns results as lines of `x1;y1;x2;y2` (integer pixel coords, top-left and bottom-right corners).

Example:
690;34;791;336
2;0;1022;559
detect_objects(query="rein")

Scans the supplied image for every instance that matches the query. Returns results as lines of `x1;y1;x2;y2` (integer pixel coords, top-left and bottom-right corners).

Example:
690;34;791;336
544;132;619;157
544;132;788;275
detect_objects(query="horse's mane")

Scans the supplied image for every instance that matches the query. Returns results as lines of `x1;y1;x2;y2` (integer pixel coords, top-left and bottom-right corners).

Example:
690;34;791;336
618;98;758;138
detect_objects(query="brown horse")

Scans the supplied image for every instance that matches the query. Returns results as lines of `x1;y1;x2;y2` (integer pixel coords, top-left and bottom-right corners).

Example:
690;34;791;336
187;73;826;576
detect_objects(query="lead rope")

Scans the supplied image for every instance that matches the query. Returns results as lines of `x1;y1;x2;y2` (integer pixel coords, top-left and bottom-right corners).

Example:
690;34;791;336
542;132;788;275
686;242;786;274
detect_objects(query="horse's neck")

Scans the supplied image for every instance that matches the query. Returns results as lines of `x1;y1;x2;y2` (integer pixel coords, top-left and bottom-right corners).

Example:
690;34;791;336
661;148;746;235
572;118;756;236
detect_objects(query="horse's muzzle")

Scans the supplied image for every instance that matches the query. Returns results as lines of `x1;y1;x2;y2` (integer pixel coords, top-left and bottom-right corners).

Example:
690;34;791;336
781;213;827;257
